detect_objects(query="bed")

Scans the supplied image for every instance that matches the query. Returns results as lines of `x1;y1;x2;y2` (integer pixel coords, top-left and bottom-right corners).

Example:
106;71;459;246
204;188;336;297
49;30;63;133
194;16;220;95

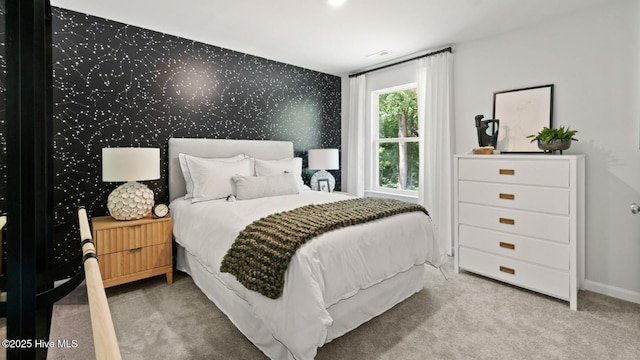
168;138;445;360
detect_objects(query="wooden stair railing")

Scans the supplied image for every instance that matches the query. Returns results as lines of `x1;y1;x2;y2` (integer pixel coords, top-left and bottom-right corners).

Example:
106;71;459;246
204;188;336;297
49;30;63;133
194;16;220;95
78;207;122;360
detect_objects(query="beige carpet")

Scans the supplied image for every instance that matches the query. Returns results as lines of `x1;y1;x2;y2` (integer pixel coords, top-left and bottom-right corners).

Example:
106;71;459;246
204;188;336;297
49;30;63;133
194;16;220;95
49;265;640;359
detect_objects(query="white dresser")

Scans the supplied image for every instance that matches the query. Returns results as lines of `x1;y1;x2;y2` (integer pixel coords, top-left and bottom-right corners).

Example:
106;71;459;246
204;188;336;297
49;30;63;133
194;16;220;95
454;154;585;310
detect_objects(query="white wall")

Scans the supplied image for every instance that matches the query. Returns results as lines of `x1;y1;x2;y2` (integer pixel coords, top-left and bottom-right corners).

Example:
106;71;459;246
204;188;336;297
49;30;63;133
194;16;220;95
342;0;640;303
454;0;640;302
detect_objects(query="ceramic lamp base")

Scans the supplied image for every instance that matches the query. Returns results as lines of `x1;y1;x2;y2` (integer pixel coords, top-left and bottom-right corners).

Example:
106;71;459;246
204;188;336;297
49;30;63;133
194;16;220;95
310;170;335;192
107;181;155;220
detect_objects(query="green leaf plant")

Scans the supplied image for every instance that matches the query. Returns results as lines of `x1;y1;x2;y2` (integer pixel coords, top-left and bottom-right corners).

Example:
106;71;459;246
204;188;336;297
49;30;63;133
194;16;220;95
526;126;579;143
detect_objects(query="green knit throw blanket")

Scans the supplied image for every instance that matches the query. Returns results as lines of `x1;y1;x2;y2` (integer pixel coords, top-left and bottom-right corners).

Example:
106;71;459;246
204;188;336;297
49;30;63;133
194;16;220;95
220;197;429;299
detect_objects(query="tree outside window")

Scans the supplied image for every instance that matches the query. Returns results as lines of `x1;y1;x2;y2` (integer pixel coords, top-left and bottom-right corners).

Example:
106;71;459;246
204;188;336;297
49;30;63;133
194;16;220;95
374;86;419;192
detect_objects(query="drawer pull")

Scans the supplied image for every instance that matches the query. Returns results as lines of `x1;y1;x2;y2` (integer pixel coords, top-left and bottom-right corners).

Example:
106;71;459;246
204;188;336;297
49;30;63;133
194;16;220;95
499;169;515;175
499;217;515;225
499;242;515;250
499;193;515;200
129;247;142;252
500;266;515;275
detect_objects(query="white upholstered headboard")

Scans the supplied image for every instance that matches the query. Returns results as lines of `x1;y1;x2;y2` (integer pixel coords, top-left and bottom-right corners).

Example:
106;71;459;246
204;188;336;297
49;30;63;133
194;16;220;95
168;138;295;201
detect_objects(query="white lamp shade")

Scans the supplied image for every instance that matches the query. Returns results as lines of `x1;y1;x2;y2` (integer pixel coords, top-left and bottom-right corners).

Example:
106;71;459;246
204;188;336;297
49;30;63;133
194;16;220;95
102;147;160;182
308;149;339;170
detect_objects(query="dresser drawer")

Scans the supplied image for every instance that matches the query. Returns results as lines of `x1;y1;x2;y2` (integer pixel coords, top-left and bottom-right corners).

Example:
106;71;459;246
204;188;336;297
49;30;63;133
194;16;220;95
459;247;569;300
458;181;569;215
99;243;172;281
458;158;569;187
94;220;172;255
459;225;569;270
458;203;569;243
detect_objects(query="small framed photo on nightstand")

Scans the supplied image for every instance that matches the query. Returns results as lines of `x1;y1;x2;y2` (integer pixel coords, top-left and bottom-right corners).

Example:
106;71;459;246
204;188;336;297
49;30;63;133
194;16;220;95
318;179;330;192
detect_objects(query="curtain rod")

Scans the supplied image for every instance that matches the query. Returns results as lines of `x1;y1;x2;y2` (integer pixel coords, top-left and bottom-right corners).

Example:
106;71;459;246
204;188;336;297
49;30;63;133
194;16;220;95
348;47;452;78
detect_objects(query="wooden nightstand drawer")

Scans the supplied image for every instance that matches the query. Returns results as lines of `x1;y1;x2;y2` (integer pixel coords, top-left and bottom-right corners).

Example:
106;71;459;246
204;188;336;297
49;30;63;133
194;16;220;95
93;217;172;255
91;215;173;288
99;243;171;282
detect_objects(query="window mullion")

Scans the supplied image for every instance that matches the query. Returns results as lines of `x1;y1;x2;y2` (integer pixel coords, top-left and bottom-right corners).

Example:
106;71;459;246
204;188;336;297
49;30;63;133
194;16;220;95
376;138;418;143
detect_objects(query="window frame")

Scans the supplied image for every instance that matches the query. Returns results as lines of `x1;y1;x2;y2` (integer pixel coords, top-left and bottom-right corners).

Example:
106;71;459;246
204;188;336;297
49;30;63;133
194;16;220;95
370;83;419;197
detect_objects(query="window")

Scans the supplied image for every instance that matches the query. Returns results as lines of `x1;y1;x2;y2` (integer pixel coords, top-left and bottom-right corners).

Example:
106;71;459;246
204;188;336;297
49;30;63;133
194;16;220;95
371;84;419;194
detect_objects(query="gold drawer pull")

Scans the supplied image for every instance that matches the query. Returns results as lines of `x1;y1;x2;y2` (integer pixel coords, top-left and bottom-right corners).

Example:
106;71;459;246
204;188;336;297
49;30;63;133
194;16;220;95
499;193;515;200
499;169;515;175
500;266;515;275
499;217;515;225
499;242;515;250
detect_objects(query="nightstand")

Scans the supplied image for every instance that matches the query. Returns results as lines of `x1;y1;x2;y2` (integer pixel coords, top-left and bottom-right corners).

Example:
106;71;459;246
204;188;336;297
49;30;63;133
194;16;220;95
91;214;173;288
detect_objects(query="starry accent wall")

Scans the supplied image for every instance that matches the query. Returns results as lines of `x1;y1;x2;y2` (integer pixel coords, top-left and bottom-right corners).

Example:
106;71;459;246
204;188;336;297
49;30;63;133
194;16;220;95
51;8;341;218
0;7;341;265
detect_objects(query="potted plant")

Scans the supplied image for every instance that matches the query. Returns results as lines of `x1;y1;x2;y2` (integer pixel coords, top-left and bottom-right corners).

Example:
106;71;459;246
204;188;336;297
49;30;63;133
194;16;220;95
526;126;578;154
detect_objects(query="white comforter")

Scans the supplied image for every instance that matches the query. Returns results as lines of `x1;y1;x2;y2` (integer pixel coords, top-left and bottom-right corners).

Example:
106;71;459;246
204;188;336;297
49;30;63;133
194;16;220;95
171;190;444;360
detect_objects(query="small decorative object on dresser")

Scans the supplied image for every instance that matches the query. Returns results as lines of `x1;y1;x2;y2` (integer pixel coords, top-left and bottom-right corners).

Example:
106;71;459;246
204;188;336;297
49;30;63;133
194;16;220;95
91;215;173;287
472;146;495;155
308;148;339;192
526;126;579;154
102;147;160;220
474;114;500;148
454;154;585;310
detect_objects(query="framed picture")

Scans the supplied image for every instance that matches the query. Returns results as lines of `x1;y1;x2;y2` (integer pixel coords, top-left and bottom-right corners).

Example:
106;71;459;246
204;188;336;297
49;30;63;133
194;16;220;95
317;178;330;192
493;84;553;152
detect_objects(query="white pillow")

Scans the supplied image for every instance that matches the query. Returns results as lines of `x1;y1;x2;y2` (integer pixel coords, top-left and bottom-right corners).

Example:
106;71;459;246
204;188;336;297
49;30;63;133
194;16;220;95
179;153;245;199
232;173;300;200
186;157;252;203
254;157;304;188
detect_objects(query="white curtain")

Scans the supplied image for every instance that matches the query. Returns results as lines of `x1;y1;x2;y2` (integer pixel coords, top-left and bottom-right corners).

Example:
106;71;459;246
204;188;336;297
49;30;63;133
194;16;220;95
347;74;366;197
417;52;454;255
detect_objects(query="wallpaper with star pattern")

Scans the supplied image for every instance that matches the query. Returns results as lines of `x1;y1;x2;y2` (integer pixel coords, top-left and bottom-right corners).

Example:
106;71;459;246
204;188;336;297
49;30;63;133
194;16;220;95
0;7;342;264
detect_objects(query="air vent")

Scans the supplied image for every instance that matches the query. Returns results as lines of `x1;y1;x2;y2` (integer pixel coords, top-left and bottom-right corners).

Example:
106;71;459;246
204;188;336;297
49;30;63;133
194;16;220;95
366;50;390;58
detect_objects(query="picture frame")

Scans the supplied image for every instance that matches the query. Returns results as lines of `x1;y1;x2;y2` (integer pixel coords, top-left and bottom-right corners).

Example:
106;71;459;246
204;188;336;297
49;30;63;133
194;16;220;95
493;84;553;153
317;178;330;192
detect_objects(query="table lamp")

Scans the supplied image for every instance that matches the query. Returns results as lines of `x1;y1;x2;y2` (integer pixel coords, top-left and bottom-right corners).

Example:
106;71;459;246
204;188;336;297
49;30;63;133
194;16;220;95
102;147;160;220
308;148;339;192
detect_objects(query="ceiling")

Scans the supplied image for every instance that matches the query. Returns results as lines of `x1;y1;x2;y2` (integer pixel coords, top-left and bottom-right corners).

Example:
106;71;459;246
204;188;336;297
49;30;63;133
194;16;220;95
50;0;610;76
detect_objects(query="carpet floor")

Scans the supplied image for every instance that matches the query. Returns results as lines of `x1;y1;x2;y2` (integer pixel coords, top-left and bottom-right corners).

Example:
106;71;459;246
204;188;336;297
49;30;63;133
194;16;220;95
92;265;640;360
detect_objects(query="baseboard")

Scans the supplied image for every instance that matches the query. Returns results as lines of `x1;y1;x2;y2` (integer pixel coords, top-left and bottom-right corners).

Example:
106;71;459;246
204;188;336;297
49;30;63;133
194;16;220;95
583;280;640;304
